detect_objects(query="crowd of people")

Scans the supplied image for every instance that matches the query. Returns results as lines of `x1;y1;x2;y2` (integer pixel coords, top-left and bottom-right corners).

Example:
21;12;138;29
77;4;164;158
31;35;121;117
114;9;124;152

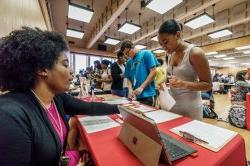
0;18;249;165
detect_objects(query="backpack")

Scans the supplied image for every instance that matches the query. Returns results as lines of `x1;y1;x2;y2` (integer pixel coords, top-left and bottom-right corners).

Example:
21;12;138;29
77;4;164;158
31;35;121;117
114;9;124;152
228;105;246;128
203;104;218;119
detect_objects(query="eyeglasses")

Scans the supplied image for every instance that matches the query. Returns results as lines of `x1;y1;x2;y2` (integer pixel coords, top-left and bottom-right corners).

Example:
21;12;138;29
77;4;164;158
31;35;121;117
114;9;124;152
123;48;132;56
179;131;208;144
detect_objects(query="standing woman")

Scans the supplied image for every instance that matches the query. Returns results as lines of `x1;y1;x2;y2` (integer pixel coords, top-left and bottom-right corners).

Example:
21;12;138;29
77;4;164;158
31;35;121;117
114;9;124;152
99;59;112;93
0;27;119;166
158;19;212;120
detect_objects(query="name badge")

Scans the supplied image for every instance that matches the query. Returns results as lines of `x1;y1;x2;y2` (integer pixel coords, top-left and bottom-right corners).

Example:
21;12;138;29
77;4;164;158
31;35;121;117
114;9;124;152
60;155;70;166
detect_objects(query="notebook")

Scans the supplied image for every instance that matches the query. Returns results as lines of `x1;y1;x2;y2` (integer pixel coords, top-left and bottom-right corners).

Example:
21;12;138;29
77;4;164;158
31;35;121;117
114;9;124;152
79;116;120;133
170;120;238;152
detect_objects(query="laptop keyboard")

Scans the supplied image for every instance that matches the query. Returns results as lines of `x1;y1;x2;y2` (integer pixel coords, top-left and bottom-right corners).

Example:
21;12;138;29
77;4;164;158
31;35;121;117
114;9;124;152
161;137;188;159
160;131;197;161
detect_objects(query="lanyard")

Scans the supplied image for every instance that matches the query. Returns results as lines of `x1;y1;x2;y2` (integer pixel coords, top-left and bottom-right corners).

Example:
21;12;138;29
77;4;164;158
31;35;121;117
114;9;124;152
30;90;69;166
47;102;63;139
30;90;63;138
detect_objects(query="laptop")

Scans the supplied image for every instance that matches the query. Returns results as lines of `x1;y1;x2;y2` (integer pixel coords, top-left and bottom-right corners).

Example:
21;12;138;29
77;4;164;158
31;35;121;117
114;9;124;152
118;105;197;166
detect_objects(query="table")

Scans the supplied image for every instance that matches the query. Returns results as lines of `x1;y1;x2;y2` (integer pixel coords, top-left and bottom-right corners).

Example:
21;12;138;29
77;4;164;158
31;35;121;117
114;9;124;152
77;97;247;166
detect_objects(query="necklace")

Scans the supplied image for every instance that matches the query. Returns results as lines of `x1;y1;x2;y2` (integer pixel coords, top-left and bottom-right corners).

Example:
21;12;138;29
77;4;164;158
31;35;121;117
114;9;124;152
172;42;181;54
30;90;63;138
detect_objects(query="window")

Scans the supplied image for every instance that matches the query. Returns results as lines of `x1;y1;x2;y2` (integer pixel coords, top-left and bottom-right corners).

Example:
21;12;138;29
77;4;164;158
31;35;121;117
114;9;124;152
66;51;74;68
75;53;87;74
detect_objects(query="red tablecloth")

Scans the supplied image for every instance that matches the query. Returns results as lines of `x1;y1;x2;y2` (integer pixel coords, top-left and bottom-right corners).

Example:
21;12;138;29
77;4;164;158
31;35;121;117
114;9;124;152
246;93;250;130
80;96;104;102
77;115;247;166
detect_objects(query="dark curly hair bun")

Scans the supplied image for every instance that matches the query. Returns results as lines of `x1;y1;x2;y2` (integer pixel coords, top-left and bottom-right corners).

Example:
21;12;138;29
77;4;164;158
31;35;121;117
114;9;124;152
0;27;68;91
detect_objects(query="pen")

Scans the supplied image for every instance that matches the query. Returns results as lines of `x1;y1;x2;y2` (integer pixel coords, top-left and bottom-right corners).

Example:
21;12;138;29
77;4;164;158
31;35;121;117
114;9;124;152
179;130;209;144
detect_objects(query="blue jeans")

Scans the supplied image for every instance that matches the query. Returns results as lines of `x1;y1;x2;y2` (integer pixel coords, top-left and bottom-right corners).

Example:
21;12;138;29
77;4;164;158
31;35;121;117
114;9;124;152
201;92;210;100
111;88;128;97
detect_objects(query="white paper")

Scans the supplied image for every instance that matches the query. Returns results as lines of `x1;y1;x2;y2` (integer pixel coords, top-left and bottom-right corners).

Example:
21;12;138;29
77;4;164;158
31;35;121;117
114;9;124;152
103;98;130;105
79;116;120;133
170;120;237;152
159;84;176;111
130;105;156;113
144;110;182;123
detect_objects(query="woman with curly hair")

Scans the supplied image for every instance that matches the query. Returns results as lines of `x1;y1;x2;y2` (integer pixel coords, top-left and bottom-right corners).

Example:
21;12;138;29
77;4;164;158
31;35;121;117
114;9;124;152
0;27;119;166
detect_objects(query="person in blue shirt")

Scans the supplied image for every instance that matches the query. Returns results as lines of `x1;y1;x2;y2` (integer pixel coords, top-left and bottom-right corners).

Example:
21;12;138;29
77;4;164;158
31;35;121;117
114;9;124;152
120;40;158;106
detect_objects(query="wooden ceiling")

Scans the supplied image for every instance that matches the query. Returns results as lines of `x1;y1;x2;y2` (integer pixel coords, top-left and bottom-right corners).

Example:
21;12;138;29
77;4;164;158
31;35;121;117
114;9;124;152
49;0;250;67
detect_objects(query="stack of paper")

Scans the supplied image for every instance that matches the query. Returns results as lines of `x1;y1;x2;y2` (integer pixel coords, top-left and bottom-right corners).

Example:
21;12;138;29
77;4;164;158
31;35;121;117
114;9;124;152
129;105;156;113
144;110;182;123
96;94;121;100
103;98;130;105
170;120;238;152
79;116;120;133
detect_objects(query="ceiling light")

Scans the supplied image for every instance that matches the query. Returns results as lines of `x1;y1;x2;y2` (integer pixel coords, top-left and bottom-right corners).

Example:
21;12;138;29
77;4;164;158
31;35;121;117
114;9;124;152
214;54;226;58
153;49;166;53
243;50;250;54
135;44;146;50
104;37;120;45
151;36;158;41
66;29;84;39
146;0;183;14
236;45;250;50
208;29;232;39
205;51;218;55
184;13;215;29
223;57;235;60
118;21;141;34
68;3;94;23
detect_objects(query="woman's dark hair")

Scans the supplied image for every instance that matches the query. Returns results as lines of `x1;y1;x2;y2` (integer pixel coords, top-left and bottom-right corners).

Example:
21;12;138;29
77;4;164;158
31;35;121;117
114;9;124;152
0;27;68;91
101;59;111;67
120;39;133;52
236;70;247;82
158;19;182;34
157;58;164;65
94;60;101;69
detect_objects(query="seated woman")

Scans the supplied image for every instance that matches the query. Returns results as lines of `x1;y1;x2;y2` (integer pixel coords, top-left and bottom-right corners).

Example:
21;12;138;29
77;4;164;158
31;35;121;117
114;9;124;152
228;70;250;128
230;71;250;102
0;27;119;166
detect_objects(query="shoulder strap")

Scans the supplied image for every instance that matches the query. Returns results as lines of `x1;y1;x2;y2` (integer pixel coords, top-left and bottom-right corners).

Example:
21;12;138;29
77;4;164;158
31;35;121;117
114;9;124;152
183;44;195;63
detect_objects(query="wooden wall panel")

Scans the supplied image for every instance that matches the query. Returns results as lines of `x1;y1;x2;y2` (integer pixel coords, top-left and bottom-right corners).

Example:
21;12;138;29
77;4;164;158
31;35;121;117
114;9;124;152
215;67;247;76
201;35;250;53
0;0;47;37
